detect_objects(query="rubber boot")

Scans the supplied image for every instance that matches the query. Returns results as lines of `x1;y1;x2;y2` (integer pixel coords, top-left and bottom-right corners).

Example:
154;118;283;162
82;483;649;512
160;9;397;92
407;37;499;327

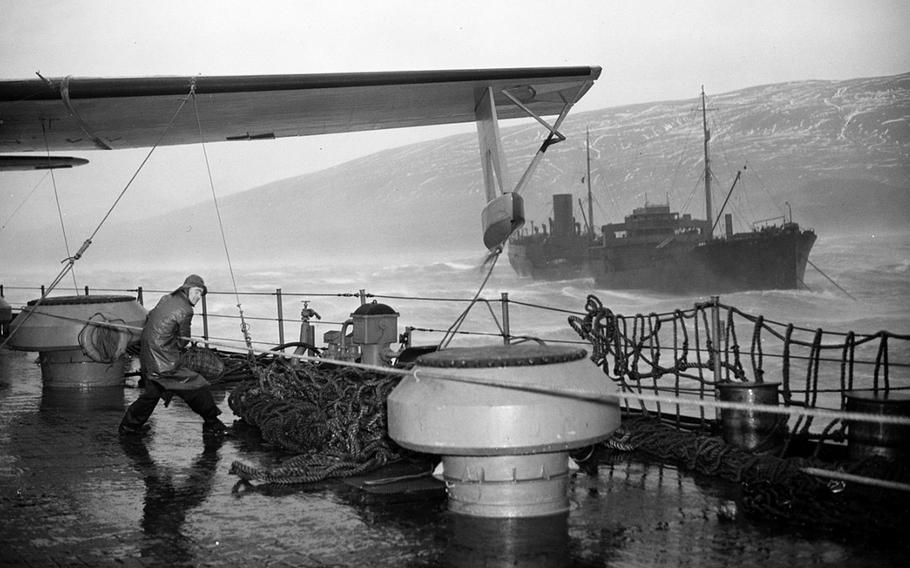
118;406;152;436
202;417;230;437
178;384;228;437
118;383;162;436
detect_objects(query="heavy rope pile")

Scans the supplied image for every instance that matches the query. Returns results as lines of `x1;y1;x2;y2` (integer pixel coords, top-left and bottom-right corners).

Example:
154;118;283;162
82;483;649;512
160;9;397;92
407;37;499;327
616;415;910;540
203;349;292;385
569;294;910;445
227;358;402;484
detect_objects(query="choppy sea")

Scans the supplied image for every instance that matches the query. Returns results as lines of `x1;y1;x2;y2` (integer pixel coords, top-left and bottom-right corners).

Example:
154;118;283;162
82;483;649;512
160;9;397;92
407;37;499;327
5;230;909;350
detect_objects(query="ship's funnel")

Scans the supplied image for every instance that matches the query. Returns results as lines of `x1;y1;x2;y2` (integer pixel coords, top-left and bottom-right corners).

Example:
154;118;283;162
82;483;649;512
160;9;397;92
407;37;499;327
552;194;574;237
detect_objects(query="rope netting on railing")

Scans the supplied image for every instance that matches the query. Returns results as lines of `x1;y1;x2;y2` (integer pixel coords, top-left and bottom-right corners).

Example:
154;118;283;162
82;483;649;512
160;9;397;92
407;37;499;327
569;294;910;446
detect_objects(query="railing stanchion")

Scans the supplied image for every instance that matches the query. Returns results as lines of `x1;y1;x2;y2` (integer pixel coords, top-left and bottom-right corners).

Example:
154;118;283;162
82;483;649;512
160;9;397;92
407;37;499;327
201;294;209;342
276;288;285;346
711;296;722;383
711;296;722;420
501;292;511;345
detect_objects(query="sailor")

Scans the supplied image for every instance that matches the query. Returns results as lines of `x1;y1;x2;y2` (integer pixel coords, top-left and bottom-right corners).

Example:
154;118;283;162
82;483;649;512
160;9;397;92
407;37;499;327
119;274;229;437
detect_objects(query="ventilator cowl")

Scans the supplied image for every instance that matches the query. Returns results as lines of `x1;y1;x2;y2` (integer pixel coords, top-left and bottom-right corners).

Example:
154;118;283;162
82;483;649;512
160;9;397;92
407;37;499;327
387;343;620;517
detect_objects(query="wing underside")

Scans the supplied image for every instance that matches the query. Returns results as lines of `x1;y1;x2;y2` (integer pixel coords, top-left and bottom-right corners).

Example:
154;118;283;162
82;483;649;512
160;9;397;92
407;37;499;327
0;67;600;152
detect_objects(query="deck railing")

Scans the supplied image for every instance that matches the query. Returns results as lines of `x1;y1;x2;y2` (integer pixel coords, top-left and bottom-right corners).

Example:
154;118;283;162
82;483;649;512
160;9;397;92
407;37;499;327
0;283;587;352
3;282;908;443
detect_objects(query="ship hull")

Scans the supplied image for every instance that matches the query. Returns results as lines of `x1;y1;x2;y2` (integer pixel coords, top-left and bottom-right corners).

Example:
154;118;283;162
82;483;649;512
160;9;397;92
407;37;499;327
589;225;816;293
507;236;592;280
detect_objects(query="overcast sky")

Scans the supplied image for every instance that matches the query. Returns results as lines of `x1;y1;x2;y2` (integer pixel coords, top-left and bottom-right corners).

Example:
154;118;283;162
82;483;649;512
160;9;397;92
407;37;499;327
2;0;909;233
4;0;909;107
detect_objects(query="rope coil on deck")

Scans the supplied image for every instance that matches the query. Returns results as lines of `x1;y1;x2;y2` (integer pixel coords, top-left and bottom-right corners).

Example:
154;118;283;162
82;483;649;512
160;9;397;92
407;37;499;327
227;358;402;484
609;415;910;539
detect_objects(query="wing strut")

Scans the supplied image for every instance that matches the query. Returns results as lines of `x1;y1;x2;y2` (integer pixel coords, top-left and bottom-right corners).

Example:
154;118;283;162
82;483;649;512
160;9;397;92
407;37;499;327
474;79;595;250
476;86;520;250
475;87;511;203
503;81;589;196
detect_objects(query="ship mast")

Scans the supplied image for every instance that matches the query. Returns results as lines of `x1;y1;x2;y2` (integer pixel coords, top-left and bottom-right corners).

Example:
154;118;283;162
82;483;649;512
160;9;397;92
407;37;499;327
586;126;594;238
701;86;713;240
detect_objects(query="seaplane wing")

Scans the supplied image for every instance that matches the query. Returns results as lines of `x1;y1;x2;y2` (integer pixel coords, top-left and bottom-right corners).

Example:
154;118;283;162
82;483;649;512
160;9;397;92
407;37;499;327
0;67;600;152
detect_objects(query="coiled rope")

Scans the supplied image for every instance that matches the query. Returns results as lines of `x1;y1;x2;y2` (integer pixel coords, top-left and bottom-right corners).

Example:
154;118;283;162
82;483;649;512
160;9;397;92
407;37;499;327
77;312;130;363
227;358;401;484
609;415;910;539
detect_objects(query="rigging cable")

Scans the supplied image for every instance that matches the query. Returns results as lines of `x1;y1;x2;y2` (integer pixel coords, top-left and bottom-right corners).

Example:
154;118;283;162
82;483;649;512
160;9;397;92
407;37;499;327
0;82;195;351
710;168;744;233
710;116;757;232
745;162;789;223
437;246;504;350
190;84;255;359
1;171;49;231
807;259;857;301
43;120;78;293
680;170;705;213
57;82;195;287
671;103;703;214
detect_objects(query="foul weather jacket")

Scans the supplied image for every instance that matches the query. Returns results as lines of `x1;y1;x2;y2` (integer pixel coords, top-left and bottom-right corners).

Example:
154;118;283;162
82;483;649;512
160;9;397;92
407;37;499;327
139;291;198;384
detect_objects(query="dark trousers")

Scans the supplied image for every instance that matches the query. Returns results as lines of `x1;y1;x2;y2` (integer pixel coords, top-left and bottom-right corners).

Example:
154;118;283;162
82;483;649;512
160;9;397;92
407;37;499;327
120;374;221;430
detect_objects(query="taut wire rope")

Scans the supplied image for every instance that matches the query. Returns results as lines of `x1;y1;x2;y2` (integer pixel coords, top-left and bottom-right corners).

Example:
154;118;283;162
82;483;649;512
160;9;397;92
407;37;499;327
190;85;255;360
1;171;50;231
437;245;504;350
43;120;78;293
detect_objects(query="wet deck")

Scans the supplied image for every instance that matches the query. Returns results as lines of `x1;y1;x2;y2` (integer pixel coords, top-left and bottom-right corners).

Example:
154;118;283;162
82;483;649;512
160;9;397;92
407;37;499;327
1;346;905;567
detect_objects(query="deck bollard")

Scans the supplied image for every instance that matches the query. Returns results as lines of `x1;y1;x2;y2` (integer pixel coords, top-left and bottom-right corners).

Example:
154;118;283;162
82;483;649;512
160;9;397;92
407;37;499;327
845;391;910;463
5;295;146;387
716;381;784;451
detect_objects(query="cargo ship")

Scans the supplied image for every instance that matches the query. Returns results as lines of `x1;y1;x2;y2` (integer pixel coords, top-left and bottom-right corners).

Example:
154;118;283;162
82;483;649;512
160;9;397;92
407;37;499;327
589;199;817;293
508;89;817;293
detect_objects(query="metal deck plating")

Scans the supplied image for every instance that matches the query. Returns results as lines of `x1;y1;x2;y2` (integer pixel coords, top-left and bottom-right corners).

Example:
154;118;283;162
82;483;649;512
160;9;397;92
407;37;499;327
2;346;907;567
